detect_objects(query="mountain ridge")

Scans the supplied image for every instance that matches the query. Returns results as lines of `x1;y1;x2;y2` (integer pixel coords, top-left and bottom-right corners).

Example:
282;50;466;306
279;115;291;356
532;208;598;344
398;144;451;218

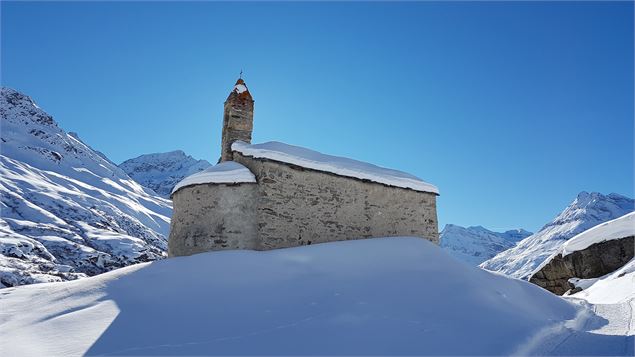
440;224;532;265
119;151;211;197
0;86;172;287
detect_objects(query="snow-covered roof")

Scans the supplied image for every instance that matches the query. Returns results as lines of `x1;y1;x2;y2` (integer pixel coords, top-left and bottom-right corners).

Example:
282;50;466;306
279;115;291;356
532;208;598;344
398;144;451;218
232;141;439;194
171;161;256;195
561;211;634;257
234;84;247;94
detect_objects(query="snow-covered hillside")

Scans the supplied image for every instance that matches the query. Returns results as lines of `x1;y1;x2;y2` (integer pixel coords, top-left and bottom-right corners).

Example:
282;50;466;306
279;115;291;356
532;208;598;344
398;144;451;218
5;237;630;356
119;151;211;197
440;224;531;265
481;192;634;279
560;211;635;257
0;87;172;287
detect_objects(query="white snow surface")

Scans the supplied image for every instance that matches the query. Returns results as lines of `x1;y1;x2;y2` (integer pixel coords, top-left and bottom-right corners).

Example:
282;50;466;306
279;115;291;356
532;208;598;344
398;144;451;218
233;83;247;94
0;87;172;288
481;192;634;279
232;141;439;194
561;212;635;257
570;258;635;305
119;150;211;197
543;259;635;355
535;279;635;357
172;161;256;194
5;237;627;357
440;224;531;265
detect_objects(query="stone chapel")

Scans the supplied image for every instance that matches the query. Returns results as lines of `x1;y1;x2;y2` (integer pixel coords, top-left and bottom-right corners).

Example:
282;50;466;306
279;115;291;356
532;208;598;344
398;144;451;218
168;78;439;257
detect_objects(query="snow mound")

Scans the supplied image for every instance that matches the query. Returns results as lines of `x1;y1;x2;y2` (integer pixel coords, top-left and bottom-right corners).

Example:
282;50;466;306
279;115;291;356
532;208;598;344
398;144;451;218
0;237;587;356
562;212;635;257
481;192;634;279
232;141;439;194
172;161;256;194
440;224;531;265
119;150;211;197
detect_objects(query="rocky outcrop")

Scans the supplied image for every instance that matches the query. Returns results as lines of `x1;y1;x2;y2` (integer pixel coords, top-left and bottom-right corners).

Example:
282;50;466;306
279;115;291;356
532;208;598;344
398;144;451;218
529;236;634;295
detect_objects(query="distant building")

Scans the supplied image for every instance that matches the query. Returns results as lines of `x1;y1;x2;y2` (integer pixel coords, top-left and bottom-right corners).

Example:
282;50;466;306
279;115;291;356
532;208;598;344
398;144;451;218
168;78;439;256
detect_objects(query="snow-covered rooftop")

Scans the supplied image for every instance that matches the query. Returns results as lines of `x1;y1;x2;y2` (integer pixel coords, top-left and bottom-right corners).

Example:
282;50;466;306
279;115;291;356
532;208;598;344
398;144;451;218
561;211;634;257
234;84;248;94
171;161;256;195
231;141;439;194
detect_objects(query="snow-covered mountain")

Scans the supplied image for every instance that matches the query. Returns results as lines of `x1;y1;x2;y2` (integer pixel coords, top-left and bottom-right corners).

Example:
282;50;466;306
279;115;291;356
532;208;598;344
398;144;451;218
0;87;172;287
119;151;211;197
440;224;531;265
480;192;634;279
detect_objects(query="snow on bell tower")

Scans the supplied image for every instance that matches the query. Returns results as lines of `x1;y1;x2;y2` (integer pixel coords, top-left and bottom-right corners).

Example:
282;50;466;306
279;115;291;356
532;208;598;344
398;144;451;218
220;75;254;162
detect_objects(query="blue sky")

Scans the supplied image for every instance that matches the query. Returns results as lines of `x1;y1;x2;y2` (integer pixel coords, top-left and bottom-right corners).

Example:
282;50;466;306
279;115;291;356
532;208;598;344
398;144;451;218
2;1;633;232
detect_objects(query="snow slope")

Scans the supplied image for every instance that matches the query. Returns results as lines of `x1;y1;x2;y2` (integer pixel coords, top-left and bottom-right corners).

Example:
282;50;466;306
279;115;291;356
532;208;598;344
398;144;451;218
232;141;439;194
119;150;211;197
561;211;634;257
571;258;635;305
0;87;172;287
538;259;635;355
481;192;634;279
1;237;611;357
532;213;635;355
440;224;531;265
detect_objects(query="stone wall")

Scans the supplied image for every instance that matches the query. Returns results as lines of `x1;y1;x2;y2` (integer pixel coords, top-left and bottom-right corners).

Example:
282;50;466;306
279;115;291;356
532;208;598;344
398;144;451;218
233;152;439;250
168;183;258;256
529;236;634;295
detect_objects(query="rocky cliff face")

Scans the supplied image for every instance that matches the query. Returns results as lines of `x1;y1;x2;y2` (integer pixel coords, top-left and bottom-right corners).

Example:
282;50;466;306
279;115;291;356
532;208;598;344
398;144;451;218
0;87;172;287
529;237;634;295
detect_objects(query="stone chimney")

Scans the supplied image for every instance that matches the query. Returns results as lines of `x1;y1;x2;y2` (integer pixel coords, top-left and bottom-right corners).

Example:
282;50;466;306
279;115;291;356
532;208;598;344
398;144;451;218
220;78;254;162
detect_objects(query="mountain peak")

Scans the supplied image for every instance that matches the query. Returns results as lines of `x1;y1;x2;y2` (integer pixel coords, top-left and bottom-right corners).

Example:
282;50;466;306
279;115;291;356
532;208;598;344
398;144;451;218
119;151;212;197
440;224;532;265
1;86;56;128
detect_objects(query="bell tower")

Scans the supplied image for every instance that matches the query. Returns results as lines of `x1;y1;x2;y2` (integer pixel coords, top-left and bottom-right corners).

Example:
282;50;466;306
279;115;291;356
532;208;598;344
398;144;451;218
220;76;254;162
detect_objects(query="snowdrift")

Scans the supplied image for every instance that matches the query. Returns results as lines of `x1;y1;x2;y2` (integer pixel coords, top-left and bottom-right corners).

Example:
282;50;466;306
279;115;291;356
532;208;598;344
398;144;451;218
0;237;596;356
